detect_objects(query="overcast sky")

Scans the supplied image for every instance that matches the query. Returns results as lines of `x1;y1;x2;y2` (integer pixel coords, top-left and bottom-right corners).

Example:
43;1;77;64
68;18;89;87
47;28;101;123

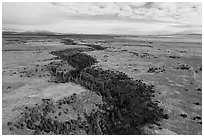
2;2;202;35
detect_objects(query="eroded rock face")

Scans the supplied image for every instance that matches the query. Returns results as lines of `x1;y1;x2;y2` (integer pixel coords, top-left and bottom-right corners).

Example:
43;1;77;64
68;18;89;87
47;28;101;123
42;49;167;135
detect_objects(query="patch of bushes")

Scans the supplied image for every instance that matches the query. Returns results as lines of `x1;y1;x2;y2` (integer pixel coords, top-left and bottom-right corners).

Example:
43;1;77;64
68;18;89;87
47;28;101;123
176;64;190;70
8;97;92;135
84;44;107;50
169;56;180;59
147;67;165;74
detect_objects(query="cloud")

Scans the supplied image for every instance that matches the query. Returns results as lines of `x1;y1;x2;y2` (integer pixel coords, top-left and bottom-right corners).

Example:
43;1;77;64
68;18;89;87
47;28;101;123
49;2;201;25
2;2;202;35
2;2;65;25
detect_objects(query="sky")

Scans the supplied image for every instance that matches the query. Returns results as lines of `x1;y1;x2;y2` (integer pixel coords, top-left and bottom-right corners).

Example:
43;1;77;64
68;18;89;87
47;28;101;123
2;2;202;35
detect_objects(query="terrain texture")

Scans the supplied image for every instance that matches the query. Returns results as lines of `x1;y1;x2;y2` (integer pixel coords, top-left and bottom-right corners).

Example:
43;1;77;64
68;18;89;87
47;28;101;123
2;33;202;135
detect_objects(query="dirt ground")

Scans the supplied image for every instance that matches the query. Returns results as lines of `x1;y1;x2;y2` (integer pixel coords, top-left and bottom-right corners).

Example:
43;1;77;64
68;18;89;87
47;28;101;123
2;34;202;135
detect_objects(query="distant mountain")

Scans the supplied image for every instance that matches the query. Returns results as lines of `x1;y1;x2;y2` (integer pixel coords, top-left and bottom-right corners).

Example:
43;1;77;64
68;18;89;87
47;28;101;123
2;29;201;37
2;29;63;36
173;30;202;35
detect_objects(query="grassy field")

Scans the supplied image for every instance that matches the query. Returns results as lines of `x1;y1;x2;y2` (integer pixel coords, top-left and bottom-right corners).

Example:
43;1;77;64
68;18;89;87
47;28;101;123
2;33;202;135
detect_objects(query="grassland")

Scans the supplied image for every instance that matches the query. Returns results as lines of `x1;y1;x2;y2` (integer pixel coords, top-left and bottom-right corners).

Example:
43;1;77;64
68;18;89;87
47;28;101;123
2;32;202;135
